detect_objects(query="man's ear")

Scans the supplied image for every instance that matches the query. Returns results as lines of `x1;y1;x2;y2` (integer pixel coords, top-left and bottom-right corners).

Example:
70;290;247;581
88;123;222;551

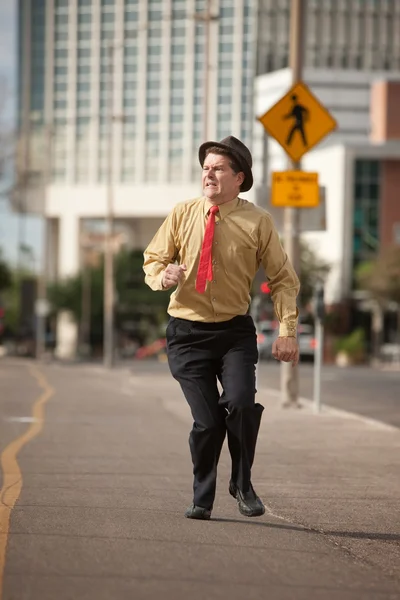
237;171;245;186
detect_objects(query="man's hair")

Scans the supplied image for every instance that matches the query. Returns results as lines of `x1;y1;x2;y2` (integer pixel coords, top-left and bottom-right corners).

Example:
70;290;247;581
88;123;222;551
204;146;242;175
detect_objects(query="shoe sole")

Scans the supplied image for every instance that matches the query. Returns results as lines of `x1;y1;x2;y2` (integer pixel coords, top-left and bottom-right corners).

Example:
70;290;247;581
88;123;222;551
185;513;211;520
229;485;265;518
238;504;265;518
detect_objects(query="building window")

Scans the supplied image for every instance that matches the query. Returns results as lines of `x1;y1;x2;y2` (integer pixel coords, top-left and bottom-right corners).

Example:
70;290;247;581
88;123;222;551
219;7;234;17
78;13;92;24
54;99;67;109
102;12;115;23
54;81;67;92
78;65;91;76
78;30;92;41
78;48;91;59
55;31;69;42
352;159;381;285
148;46;162;56
55;48;68;59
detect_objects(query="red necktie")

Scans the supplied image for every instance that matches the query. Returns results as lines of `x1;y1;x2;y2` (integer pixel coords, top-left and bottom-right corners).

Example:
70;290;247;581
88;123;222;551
196;205;219;294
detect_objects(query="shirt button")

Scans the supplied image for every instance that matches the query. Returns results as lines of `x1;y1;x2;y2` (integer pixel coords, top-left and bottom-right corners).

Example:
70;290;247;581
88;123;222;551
212;280;216;283
212;260;217;265
216;313;219;316
214;241;218;245
212;297;216;301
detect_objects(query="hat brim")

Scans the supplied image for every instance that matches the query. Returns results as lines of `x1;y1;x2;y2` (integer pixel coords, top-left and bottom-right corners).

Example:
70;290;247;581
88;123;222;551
198;140;253;193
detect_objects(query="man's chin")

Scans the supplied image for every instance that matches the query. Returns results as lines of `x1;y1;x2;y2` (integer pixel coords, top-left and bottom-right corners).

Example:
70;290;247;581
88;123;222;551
204;188;219;199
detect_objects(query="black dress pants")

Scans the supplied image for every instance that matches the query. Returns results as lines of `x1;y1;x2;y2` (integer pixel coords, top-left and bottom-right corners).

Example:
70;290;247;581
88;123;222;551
166;314;264;510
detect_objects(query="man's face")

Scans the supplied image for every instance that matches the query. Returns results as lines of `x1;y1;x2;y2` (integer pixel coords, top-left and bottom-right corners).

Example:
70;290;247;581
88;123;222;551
202;153;244;203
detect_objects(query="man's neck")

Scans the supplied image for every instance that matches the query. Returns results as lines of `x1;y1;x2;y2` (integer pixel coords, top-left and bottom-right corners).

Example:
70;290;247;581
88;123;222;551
206;194;239;206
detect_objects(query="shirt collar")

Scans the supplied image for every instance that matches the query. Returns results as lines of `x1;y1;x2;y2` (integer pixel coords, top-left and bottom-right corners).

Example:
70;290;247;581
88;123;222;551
203;196;240;220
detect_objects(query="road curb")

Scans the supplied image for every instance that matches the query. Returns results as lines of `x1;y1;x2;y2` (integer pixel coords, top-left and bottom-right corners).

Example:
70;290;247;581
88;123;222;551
260;387;400;433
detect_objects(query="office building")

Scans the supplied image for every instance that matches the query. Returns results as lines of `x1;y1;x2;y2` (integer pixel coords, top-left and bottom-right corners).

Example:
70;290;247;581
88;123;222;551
257;0;400;75
16;0;256;356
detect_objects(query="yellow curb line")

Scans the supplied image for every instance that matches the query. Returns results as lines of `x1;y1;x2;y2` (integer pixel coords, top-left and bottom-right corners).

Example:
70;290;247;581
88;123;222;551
0;363;54;599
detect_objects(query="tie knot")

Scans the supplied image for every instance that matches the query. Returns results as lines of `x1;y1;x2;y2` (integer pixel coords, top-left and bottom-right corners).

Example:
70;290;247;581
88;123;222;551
209;205;219;215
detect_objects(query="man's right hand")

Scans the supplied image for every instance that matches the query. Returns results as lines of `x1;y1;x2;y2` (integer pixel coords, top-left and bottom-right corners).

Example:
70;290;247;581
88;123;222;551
162;264;187;290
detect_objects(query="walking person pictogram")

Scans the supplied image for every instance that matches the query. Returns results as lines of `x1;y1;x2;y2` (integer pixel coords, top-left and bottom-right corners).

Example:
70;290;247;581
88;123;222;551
284;94;309;147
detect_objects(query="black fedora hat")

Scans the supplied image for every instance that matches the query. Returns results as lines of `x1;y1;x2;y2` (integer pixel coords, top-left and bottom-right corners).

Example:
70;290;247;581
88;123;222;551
198;135;253;192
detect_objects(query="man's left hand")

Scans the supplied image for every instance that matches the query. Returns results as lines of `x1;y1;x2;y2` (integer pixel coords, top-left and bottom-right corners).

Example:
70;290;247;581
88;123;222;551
272;337;299;367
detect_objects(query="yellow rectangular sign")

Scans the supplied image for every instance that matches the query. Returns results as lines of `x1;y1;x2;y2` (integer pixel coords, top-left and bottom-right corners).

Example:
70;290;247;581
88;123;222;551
271;171;319;208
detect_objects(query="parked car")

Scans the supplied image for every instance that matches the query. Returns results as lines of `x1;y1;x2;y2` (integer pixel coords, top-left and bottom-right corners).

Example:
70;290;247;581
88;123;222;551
256;320;278;360
256;320;316;361
297;323;316;361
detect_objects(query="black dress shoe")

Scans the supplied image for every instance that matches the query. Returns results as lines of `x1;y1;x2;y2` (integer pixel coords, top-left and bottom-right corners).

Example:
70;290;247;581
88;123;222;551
229;482;265;517
184;504;211;520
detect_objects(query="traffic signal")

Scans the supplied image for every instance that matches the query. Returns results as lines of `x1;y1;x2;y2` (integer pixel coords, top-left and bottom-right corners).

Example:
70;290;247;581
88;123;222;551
260;282;270;294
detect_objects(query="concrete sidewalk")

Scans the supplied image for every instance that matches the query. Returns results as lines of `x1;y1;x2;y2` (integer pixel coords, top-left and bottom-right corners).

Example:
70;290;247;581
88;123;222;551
130;364;400;578
1;360;399;599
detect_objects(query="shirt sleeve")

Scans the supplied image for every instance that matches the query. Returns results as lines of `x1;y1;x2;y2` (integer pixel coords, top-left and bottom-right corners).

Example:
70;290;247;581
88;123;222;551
258;213;300;337
143;209;179;291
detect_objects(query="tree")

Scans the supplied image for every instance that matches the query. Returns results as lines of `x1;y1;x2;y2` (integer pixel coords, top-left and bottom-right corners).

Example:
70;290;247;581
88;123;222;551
48;249;171;347
356;246;400;346
356;247;400;305
0;251;12;292
298;240;331;309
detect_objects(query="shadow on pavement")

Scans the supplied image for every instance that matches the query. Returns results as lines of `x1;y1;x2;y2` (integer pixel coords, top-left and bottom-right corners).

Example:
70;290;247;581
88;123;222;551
211;518;400;541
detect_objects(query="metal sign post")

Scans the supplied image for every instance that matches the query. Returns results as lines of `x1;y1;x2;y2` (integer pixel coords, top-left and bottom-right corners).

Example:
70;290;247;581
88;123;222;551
313;317;324;413
313;284;325;413
256;0;337;410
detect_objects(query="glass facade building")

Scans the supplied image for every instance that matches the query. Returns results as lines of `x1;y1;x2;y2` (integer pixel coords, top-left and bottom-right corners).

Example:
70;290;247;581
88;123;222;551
18;0;256;186
257;0;400;75
352;159;380;283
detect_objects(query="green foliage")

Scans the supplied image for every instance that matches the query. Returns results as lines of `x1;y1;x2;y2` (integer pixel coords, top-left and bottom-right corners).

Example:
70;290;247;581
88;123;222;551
47;249;171;343
0;250;12;292
356;247;400;305
299;240;330;308
334;328;366;362
2;273;20;332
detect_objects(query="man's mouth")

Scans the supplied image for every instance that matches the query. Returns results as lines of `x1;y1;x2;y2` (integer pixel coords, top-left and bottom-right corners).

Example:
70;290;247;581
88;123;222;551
206;182;217;187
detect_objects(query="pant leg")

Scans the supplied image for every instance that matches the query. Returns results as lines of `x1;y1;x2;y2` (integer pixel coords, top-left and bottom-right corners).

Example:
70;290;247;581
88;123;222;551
218;316;264;492
166;318;226;509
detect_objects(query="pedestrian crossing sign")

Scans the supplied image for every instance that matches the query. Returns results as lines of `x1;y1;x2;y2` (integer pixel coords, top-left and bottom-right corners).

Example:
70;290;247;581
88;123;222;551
257;81;337;163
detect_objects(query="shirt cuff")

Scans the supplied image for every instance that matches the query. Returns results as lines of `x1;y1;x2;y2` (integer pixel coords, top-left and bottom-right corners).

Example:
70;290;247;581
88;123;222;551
279;322;297;338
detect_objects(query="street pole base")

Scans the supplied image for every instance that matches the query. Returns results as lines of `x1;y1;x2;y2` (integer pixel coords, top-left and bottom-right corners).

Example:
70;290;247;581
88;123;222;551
282;400;302;409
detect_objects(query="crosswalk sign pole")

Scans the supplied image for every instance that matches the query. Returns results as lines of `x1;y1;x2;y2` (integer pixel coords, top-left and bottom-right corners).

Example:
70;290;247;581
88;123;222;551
281;0;305;409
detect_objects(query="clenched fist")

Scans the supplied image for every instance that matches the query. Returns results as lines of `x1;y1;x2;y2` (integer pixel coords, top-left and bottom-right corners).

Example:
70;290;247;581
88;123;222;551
272;336;299;367
162;264;187;290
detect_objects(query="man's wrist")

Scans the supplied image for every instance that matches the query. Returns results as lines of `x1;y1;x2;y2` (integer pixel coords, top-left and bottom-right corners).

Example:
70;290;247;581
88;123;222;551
278;323;297;338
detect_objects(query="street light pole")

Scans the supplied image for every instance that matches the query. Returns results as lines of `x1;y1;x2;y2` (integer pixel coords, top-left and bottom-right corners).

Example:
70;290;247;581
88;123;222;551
103;43;115;369
35;123;52;360
281;0;304;408
194;0;218;142
203;0;211;141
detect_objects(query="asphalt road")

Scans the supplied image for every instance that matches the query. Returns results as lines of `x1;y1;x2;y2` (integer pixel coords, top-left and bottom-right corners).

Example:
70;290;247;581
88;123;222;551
1;360;400;599
256;361;400;428
130;360;400;429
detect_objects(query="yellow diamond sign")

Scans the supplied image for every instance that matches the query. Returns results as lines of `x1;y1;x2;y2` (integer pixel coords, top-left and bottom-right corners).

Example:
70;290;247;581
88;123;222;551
271;171;319;208
258;81;337;162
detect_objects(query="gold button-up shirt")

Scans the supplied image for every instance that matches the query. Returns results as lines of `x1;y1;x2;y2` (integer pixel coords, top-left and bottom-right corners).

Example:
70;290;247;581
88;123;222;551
143;196;300;337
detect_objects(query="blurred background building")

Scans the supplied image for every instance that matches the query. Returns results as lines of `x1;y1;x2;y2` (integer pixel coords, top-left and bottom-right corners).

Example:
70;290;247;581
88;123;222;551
9;0;400;360
257;0;400;74
252;0;400;314
14;0;256;355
